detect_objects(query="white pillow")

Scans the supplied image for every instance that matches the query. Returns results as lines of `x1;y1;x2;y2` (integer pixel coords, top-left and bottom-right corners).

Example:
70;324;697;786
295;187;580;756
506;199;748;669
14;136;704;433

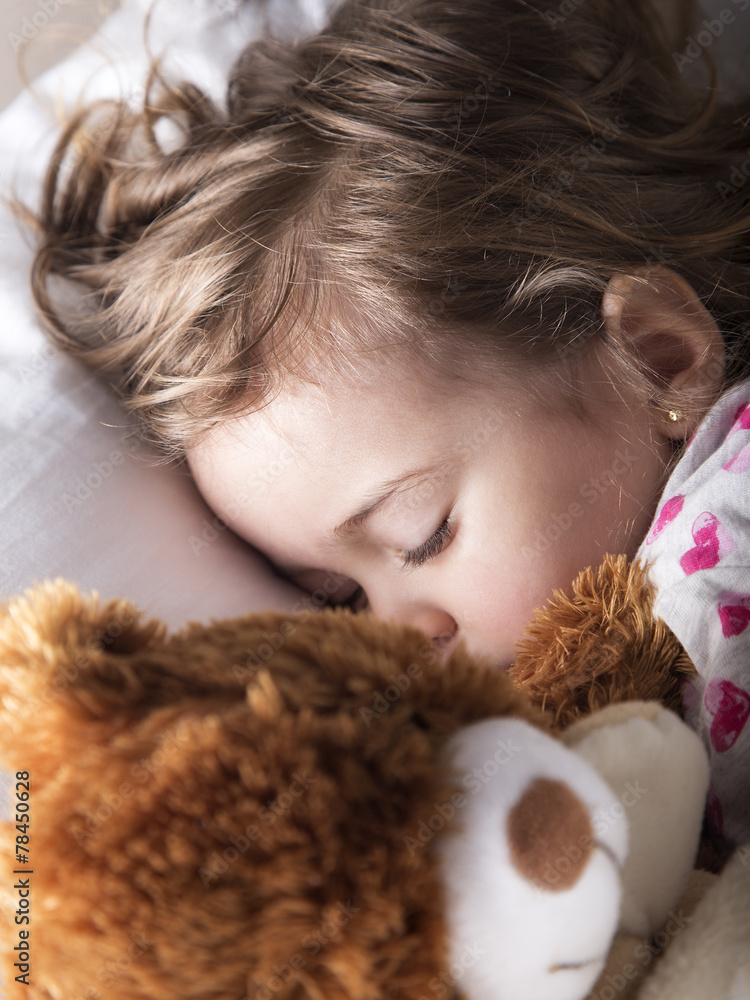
0;0;337;628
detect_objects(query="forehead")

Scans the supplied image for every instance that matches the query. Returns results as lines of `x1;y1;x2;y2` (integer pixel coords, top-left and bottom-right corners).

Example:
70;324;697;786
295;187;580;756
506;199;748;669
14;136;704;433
190;359;478;488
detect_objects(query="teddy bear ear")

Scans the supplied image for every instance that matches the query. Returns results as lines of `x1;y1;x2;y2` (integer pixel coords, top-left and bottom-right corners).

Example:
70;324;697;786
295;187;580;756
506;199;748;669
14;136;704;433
0;578;166;764
510;554;691;727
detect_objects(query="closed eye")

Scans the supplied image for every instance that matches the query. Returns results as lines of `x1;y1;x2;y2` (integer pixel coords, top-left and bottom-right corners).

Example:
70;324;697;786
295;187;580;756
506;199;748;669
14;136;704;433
399;516;453;569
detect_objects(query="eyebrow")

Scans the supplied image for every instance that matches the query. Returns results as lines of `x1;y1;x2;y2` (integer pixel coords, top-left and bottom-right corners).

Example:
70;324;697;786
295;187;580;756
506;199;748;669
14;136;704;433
331;465;441;543
275;464;443;577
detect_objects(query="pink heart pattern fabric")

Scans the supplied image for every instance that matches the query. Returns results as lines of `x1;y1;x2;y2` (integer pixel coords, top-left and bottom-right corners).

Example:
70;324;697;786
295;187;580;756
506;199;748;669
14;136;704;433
722;442;750;473
679;512;736;575
704;678;750;752
635;380;750;846
728;402;750;436
645;493;685;545
717;592;750;638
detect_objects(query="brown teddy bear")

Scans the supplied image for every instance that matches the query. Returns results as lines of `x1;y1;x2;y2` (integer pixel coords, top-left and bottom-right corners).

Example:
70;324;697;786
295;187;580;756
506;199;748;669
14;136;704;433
0;555;747;1000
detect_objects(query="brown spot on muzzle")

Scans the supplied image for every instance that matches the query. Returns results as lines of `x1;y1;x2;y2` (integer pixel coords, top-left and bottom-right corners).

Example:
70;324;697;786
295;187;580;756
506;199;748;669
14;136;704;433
507;778;593;891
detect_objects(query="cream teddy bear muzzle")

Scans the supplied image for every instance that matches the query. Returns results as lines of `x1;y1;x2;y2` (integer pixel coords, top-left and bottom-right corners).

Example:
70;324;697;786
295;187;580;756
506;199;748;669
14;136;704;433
436;706;708;1000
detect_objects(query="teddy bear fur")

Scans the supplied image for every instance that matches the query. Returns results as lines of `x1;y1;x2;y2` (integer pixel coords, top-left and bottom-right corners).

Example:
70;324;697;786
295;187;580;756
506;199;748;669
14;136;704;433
0;554;700;1000
509;555;694;728
0;579;541;1000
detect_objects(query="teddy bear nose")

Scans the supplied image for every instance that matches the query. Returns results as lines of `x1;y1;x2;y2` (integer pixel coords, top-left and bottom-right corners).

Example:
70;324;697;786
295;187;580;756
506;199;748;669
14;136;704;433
506;778;594;891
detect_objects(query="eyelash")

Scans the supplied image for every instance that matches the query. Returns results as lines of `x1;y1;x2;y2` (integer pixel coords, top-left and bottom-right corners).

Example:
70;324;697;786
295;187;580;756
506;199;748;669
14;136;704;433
331;515;454;609
400;516;453;569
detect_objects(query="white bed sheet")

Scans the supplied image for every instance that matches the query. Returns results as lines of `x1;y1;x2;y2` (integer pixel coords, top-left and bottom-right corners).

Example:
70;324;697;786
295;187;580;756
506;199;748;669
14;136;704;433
0;0;335;629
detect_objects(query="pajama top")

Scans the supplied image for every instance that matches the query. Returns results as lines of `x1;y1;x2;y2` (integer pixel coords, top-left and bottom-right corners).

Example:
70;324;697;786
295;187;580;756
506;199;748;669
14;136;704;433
635;379;750;848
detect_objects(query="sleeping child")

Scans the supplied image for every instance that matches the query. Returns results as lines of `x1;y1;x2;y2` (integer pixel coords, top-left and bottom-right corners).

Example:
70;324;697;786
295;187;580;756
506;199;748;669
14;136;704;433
26;0;750;845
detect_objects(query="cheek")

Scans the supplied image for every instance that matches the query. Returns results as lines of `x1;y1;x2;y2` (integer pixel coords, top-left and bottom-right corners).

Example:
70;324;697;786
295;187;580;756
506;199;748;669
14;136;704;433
457;510;610;665
454;556;555;664
508;431;661;564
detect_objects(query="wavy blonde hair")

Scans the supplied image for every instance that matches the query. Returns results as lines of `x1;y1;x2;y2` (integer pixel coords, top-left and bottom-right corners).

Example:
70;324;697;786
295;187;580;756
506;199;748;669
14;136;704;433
28;0;750;461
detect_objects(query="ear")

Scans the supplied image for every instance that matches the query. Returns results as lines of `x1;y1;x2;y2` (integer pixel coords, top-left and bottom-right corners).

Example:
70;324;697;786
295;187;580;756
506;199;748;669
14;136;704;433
0;579;166;778
600;267;725;440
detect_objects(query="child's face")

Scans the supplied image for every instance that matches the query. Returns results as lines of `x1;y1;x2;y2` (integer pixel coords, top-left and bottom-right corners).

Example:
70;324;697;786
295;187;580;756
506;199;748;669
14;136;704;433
187;349;672;670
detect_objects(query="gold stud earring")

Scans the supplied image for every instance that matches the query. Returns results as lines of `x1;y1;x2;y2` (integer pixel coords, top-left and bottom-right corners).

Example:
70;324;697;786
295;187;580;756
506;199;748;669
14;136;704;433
668;409;682;423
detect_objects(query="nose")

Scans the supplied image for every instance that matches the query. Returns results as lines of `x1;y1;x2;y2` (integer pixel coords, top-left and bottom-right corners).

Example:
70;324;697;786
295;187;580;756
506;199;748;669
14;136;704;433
366;590;457;652
507;778;594;891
